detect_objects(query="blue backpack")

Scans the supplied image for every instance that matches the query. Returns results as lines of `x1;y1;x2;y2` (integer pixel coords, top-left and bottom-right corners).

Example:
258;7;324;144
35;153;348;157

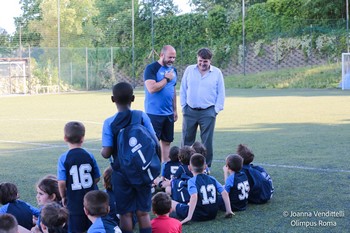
171;173;191;203
171;166;191;203
242;164;274;204
111;110;161;185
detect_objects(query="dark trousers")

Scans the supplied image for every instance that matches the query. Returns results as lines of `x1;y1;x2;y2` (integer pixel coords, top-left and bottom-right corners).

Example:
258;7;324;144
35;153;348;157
181;105;217;167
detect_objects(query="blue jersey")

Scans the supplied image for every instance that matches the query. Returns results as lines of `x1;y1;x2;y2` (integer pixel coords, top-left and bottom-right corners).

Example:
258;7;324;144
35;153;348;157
0;200;39;230
171;164;192;204
161;161;181;180
187;174;224;221
225;171;250;211
171;178;190;203
242;164;274;204
144;62;177;115
173;164;192;180
88;216;117;233
57;148;101;215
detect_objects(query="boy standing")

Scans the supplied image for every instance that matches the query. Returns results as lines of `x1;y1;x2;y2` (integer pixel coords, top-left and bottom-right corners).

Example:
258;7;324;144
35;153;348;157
83;190;120;233
151;192;181;233
171;154;233;224
57;121;101;233
101;82;157;233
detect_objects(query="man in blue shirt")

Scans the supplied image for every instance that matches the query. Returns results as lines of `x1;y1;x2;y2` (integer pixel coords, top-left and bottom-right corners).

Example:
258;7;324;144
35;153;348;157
180;48;225;170
144;45;178;163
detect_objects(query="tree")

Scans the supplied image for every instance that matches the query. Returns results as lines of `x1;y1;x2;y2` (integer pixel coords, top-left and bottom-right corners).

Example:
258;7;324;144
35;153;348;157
0;28;12;56
12;0;43;47
28;0;99;47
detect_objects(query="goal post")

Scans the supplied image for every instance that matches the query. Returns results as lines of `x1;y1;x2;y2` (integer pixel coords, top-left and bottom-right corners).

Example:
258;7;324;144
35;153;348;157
0;58;28;95
341;53;350;90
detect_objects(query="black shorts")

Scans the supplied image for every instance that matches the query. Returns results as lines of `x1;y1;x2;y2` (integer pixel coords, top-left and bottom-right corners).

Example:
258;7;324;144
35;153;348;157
147;114;174;142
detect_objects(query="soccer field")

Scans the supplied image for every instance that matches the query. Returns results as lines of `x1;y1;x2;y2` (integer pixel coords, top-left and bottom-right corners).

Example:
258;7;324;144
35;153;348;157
1;88;349;232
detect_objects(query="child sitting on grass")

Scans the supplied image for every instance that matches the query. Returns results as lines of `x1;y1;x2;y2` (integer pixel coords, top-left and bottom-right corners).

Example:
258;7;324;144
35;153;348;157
159;146;195;203
153;146;181;192
0;213;31;233
0;182;39;231
220;154;250;211
191;141;209;174
40;203;68;233
171;153;234;224
151;192;181;233
161;146;181;181
31;176;62;233
237;144;274;204
83;190;120;233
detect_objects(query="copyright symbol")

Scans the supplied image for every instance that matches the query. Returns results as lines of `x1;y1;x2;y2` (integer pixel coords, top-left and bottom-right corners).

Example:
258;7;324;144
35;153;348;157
283;211;289;217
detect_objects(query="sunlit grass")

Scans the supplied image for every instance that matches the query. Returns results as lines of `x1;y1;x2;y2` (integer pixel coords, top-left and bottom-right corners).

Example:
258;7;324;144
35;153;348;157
1;89;349;232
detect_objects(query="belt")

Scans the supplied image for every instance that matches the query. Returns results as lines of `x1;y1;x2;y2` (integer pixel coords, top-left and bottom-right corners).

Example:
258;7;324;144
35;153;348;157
189;106;213;111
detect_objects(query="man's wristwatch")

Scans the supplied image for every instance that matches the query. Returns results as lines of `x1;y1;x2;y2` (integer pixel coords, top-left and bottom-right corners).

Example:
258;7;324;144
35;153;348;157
165;77;170;83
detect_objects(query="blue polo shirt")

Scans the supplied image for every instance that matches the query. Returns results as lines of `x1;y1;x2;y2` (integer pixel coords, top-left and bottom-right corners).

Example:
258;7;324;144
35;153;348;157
144;61;177;115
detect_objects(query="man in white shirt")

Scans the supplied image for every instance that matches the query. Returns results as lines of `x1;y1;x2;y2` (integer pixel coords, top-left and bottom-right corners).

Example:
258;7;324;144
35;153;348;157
179;48;225;170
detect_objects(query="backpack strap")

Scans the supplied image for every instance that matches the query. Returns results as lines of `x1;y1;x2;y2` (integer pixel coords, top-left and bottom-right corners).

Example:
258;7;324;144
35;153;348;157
130;110;143;125
111;110;132;135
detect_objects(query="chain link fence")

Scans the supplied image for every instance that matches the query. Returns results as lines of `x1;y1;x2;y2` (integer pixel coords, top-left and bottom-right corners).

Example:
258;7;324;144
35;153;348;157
0;29;347;94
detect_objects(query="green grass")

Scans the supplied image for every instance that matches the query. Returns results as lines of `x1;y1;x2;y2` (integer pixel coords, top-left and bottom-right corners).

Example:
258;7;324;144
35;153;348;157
225;63;342;88
1;89;350;232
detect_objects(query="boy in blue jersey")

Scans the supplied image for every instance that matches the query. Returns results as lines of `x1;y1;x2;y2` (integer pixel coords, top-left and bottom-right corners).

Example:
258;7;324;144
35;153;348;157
84;190;120;233
144;45;178;163
161;146;181;180
220;154;250;211
159;146;195;203
57;121;101;233
237;144;274;204
101;82;156;233
153;146;181;192
0;182;39;231
171;154;233;224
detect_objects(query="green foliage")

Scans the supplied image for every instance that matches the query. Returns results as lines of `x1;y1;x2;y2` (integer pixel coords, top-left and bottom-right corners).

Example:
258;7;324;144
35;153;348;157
0;29;11;49
301;0;345;20
4;0;348;89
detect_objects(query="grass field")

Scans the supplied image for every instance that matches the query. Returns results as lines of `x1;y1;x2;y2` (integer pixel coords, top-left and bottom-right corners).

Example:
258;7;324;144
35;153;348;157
1;88;349;232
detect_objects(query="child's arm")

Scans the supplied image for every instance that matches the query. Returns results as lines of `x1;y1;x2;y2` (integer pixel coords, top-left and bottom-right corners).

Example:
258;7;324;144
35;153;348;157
221;190;234;218
101;119;114;159
58;180;67;207
223;164;229;182
101;147;113;159
24;201;40;217
180;193;197;225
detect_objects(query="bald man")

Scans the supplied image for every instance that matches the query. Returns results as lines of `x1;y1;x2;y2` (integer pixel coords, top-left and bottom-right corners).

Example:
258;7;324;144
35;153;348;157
144;45;178;163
